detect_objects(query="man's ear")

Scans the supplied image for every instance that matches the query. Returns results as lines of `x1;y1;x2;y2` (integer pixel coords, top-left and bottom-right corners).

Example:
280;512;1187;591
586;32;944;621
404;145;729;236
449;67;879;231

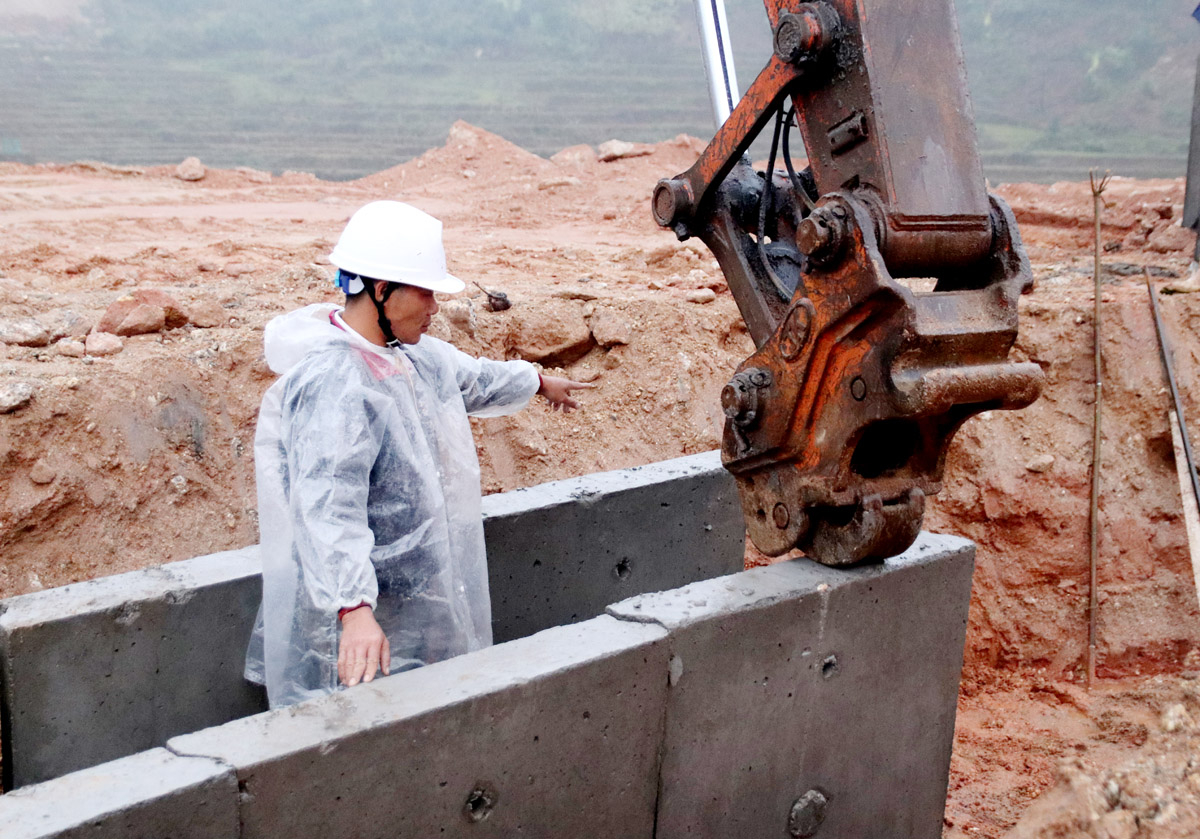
373;280;388;302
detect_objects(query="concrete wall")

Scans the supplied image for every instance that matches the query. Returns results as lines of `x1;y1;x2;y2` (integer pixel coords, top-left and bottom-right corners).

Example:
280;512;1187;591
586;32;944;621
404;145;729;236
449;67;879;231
0;451;742;790
0;533;975;839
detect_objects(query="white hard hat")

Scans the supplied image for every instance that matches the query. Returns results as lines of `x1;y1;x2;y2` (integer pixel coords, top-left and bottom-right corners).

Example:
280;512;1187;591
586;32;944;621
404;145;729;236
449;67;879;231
329;201;465;294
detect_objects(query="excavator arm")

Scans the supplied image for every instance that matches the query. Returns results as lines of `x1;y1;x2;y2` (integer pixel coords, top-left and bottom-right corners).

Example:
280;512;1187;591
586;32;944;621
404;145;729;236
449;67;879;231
655;0;1043;565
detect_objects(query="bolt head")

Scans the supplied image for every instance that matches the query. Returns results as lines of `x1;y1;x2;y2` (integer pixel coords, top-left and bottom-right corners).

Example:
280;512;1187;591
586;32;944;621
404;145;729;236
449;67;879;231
772;503;790;529
850;376;867;401
652;179;693;229
774;11;823;65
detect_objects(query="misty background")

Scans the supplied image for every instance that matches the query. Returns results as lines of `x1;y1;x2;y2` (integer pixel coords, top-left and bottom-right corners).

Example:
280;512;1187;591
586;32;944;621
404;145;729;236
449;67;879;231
2;0;1198;182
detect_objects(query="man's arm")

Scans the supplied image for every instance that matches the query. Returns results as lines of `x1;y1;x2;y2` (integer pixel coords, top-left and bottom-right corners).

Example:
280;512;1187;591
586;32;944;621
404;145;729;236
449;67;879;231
281;367;391;687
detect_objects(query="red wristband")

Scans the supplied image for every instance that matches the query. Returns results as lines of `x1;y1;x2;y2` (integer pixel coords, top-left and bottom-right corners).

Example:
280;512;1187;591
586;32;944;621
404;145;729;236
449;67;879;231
338;603;370;621
537;373;545;392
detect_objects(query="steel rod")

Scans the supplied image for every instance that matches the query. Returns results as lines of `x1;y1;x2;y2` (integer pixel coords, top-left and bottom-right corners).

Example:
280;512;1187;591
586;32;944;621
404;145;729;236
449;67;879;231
1087;172;1107;688
693;0;740;127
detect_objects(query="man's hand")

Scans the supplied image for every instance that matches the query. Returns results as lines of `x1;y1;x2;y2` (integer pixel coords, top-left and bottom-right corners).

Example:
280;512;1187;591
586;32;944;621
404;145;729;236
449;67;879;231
538;375;596;412
337;607;390;687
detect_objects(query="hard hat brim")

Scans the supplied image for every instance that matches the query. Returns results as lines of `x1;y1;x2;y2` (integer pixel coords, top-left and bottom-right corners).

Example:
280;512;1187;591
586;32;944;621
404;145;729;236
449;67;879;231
329;251;466;294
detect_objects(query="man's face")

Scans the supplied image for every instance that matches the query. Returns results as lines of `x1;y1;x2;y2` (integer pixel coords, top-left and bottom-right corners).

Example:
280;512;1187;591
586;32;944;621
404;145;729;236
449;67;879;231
380;283;439;344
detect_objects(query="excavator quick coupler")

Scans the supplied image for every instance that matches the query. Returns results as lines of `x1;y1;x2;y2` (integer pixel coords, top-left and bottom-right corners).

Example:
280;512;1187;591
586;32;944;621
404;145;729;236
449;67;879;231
653;0;1043;566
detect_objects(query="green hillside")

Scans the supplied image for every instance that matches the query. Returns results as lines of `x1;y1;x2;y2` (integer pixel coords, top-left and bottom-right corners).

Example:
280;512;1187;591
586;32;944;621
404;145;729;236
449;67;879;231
1;0;1197;181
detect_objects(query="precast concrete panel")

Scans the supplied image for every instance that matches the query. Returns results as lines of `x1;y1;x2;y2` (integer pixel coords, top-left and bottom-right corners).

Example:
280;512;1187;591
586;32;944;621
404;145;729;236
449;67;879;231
0;747;238;839
0;547;266;790
167;615;670;839
607;532;974;839
1;452;740;789
482;450;743;643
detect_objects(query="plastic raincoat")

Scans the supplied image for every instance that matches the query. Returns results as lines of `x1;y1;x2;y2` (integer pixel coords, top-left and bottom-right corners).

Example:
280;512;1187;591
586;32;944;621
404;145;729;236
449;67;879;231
245;303;539;707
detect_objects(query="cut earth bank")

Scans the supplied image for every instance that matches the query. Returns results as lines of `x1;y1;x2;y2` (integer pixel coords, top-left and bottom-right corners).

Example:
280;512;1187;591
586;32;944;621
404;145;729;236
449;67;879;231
1;122;1200;837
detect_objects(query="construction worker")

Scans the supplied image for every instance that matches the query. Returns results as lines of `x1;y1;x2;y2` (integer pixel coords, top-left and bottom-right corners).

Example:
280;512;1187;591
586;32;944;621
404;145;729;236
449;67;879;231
245;201;592;707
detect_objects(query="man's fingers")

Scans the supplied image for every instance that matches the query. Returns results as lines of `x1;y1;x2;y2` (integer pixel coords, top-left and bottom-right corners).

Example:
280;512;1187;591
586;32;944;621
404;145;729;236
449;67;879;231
382;637;391;676
363;647;380;683
347;654;366;687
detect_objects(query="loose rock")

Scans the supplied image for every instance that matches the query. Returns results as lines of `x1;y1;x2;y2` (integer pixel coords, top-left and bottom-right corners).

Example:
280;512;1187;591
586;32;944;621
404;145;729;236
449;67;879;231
0;381;34;413
0;317;50;347
590;310;632;347
538;176;583;190
222;262;256;277
42;310;92;341
550;145;596;167
85;332;124;356
235;166;272;184
174;156;206;181
686;288;718;304
597;139;653;162
506;308;595;366
1025;453;1056;473
56;339;86;358
188;300;226;329
29;459;56;485
113;304;166;337
442;300;476;337
98;289;189;333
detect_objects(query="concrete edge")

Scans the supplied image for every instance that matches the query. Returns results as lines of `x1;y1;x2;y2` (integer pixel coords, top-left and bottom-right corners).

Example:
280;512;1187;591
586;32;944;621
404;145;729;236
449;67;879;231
605;531;975;631
167;613;669;768
0;546;261;631
480;449;723;519
0;747;238;839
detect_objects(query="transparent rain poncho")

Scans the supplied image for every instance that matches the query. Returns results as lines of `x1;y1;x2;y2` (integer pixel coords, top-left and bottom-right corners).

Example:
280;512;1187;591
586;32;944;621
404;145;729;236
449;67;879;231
245;303;539;707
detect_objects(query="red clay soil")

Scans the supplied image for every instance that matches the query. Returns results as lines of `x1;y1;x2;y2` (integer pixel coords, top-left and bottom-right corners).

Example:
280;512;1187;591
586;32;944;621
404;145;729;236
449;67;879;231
2;124;1200;835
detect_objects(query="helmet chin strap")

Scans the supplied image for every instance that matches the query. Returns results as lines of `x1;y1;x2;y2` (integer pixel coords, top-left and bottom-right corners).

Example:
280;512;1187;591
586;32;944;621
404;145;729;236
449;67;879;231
371;281;402;348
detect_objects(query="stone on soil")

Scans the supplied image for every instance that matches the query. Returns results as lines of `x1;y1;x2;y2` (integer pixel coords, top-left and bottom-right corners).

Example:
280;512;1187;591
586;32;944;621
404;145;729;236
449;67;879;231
506;308;595;366
0;317;50;347
29;459;56;484
590;310;631;347
187;301;226;329
550;145;596;167
538;176;583;190
686;289;717;304
597;139;652;162
98;290;189;334
1025;453;1056;473
42;310;92;341
56;339;86;357
114;304;166;336
1148;223;1196;254
0;381;34;413
85;332;124;356
174;156;206;181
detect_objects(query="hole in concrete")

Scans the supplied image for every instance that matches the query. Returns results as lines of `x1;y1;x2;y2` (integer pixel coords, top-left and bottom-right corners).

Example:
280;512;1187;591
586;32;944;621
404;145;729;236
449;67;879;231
821;655;839;679
463;783;498;823
614;559;632;581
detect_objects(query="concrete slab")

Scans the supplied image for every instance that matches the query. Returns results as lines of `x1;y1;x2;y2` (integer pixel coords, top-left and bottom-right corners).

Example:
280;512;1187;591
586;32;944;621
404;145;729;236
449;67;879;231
169;615;670;839
0;747;238;839
483;450;742;642
0;546;266;789
608;532;975;839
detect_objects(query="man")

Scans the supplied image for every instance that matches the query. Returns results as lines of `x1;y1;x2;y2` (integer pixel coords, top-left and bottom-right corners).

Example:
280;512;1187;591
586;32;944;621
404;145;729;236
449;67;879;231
246;200;591;707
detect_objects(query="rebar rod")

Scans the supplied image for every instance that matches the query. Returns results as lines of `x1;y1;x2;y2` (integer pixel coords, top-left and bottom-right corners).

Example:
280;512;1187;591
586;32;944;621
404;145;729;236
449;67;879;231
1087;170;1109;688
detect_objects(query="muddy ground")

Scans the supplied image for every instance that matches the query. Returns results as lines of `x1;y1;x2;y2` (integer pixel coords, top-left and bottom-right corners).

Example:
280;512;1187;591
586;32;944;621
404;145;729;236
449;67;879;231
2;123;1199;837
